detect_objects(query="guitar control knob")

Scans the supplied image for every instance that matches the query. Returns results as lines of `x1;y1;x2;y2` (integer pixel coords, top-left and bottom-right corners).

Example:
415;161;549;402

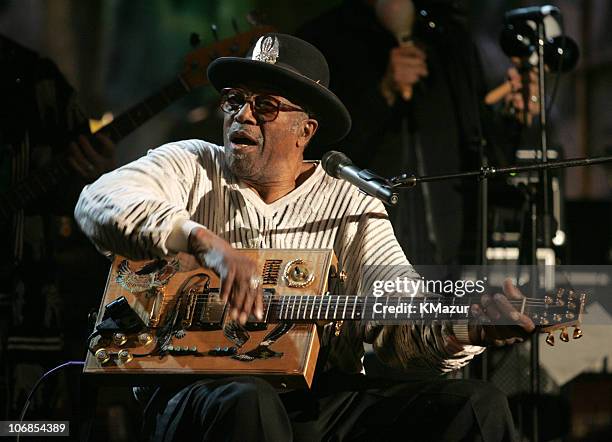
117;349;133;364
95;348;111;364
113;333;128;346
573;327;583;339
283;259;315;288
138;333;153;346
560;328;569;342
545;333;555;346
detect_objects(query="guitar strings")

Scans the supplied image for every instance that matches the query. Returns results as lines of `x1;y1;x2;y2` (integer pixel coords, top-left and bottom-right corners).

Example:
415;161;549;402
188;300;554;308
188;299;557;308
186;299;564;315
187;295;558;306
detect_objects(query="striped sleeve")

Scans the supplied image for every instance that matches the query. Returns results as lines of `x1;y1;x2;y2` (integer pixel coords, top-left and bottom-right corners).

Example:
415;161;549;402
74;140;216;259
335;191;484;376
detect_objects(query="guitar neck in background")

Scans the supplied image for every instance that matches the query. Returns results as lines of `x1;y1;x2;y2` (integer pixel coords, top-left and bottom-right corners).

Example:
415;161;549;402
0;76;190;222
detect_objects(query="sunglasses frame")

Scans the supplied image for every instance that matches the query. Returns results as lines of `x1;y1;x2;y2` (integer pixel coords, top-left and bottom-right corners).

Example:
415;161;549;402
220;87;308;122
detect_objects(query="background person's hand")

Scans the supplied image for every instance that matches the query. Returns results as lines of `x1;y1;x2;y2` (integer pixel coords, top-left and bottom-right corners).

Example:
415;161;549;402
68;133;116;182
188;227;264;325
505;64;540;124
469;278;536;346
381;44;428;105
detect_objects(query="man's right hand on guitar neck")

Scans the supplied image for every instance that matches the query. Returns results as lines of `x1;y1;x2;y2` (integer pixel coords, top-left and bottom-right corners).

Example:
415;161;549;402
188;226;264;325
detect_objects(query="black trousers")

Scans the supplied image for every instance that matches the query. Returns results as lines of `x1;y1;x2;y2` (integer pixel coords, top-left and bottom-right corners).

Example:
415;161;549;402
142;373;517;442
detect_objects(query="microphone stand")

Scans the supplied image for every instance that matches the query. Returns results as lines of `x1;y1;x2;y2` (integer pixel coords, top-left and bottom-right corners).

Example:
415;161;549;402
390;153;612;440
529;20;549;441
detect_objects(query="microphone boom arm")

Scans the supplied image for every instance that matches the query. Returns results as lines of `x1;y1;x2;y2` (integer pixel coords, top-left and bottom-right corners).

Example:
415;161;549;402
390;154;612;188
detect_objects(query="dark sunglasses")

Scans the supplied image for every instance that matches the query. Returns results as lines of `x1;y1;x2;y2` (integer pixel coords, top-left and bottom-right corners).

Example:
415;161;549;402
220;88;307;122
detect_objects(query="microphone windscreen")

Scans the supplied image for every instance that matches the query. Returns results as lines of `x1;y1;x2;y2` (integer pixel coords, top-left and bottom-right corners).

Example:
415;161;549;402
321;151;351;178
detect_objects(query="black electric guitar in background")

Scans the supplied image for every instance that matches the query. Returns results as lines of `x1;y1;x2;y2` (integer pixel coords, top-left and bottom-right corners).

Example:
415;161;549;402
0;24;273;226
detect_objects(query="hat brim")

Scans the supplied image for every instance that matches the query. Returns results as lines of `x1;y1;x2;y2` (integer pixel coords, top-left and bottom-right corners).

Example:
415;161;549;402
207;58;351;146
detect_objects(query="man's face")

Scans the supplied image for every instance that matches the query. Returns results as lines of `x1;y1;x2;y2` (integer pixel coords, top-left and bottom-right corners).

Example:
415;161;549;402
222;86;310;182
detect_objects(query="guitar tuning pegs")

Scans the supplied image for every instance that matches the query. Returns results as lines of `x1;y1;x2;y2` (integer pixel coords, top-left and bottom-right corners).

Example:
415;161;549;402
189;33;201;48
95;348;111;364
113;332;128;346
138;332;153;346
117;349;133;364
573;327;583;339
545;333;555;346
211;24;219;41
247;10;265;27
560;328;569;342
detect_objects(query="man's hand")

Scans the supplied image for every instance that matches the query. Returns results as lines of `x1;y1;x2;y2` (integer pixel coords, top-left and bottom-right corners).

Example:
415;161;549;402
381;44;428;105
68;133;116;182
485;64;540;125
469;278;536;347
188;227;264;325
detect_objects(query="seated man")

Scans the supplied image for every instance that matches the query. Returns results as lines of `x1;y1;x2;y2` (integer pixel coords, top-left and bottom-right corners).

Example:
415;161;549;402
75;34;532;442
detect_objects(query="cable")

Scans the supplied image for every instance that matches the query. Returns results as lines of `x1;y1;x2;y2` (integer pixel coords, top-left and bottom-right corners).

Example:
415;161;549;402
86;330;101;355
16;360;85;442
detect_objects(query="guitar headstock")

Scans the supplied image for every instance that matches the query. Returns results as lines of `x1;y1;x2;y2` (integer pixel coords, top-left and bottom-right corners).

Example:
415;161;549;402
181;25;275;90
527;289;587;346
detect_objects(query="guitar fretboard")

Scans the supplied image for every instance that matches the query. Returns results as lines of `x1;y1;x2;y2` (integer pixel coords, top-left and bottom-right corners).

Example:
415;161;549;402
192;292;583;327
98;78;189;143
265;294;475;322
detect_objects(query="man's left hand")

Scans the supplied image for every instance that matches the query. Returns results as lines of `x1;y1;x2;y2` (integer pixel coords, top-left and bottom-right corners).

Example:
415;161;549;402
469;279;536;347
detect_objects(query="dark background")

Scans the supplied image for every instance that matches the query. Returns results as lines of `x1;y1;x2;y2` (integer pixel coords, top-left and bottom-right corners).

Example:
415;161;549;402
0;0;611;440
1;0;610;199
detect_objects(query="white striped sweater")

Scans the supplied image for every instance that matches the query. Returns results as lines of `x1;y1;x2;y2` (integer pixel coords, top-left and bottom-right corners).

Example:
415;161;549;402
75;139;483;376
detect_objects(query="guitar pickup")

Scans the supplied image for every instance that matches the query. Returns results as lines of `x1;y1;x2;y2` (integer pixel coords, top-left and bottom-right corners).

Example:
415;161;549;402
192;288;274;331
194;289;226;330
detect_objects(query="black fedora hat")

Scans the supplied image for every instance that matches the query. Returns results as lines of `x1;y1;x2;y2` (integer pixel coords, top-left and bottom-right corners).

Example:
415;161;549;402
207;33;351;146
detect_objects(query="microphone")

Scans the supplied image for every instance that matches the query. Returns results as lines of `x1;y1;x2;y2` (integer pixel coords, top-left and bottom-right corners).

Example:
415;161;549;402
505;5;560;22
321;151;399;206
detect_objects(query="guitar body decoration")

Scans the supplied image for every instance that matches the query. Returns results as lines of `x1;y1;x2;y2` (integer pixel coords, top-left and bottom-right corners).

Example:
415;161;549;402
85;249;336;389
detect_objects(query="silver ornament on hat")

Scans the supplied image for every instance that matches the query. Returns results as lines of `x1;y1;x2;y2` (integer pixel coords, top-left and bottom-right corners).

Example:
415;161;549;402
252;36;279;64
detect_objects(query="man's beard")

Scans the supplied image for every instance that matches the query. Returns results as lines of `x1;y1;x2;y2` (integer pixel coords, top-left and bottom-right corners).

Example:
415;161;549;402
225;149;259;179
